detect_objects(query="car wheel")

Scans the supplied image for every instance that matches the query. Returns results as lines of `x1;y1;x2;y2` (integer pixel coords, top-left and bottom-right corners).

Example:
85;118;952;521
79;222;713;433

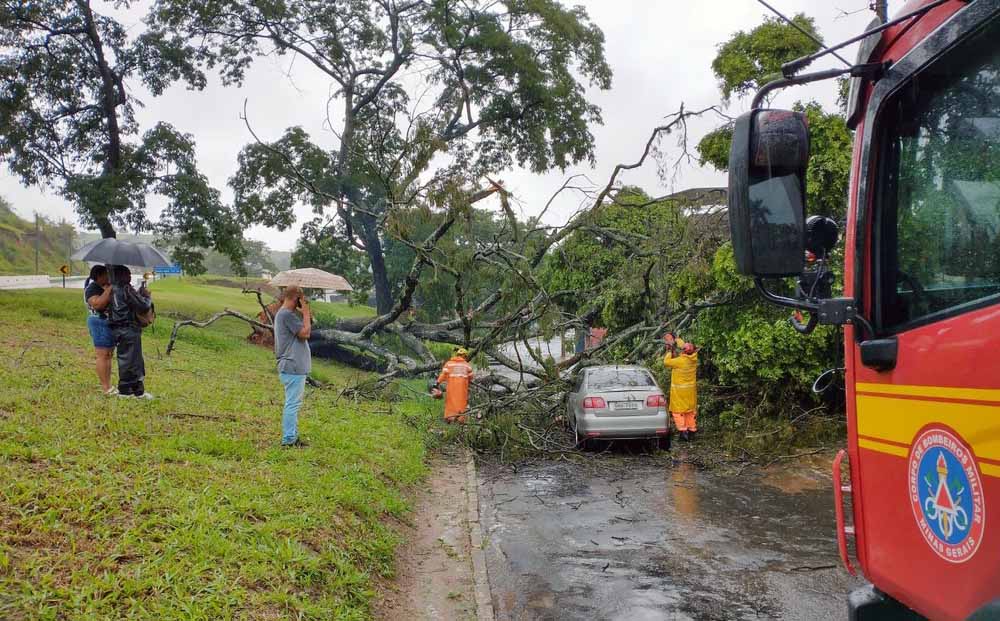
657;430;672;451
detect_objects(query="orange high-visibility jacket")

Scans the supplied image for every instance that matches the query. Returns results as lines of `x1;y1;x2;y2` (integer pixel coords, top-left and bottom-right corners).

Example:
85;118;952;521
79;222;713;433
663;348;698;414
437;356;474;418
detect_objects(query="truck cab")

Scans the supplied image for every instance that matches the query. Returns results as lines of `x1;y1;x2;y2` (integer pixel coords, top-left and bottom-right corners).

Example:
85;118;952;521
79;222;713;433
727;1;1000;618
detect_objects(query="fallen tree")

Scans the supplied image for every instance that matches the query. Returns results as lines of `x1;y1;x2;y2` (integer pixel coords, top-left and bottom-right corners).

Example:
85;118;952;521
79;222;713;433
167;105;736;426
293;107;736;396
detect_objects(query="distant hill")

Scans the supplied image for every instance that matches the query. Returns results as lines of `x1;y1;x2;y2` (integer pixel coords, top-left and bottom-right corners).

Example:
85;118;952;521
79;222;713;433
0;199;86;276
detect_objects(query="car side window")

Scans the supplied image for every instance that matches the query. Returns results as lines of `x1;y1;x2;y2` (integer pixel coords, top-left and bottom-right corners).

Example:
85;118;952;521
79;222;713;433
574;373;586;393
876;21;1000;332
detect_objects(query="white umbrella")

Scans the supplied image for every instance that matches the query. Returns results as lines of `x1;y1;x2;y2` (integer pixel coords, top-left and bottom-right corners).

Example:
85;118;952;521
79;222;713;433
269;268;353;291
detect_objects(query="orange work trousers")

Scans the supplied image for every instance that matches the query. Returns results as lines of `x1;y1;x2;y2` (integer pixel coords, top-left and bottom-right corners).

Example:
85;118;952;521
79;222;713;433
671;410;697;432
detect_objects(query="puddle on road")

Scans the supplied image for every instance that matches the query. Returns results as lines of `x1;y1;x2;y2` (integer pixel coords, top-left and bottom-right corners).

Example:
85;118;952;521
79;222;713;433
479;456;859;621
759;468;826;494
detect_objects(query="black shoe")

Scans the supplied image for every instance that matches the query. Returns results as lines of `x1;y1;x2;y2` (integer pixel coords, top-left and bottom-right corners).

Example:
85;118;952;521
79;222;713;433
281;438;309;448
681;431;690;442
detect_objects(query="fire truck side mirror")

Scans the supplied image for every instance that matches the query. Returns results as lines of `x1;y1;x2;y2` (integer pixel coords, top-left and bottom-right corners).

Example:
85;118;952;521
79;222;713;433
728;109;810;277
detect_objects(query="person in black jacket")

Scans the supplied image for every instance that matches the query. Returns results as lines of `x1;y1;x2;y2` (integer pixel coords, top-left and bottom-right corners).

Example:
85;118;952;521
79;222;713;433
108;266;153;399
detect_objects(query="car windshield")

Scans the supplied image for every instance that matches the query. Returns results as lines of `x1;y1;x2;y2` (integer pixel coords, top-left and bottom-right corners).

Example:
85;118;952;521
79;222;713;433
587;369;655;391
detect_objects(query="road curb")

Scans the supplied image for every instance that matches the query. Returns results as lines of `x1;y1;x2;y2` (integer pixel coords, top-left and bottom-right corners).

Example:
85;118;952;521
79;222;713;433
466;451;495;621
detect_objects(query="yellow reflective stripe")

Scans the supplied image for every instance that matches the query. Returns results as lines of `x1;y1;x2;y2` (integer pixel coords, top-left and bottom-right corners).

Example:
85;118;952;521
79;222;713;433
982;463;1000;478
858;437;909;458
857;394;1000;458
856;382;1000;403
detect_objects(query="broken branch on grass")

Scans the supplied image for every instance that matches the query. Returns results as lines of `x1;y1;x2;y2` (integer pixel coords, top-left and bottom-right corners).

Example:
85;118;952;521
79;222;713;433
166;309;272;355
243;288;275;324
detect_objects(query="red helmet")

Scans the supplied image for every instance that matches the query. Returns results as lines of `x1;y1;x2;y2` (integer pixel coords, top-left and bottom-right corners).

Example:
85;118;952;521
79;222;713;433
682;342;696;354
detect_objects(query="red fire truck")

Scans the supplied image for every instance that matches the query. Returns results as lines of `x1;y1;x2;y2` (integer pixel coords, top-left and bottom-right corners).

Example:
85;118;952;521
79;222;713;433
726;1;1000;618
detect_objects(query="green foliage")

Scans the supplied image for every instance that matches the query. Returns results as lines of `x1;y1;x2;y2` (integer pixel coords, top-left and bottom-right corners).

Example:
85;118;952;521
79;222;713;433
695;125;733;172
0;284;433;619
0;2;248;268
383;206;517;322
200;239;278;277
698;14;853;221
798;102;853;219
149;0;612;312
711;14;822;102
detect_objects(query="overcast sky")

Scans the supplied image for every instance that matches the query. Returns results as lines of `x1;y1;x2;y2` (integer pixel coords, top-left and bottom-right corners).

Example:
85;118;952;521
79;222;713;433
0;0;903;252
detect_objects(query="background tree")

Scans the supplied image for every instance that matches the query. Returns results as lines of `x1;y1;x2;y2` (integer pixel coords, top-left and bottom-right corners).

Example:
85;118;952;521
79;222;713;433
709;14;822;103
696;13;852;219
200;239;278;277
0;0;247;268
149;0;612;313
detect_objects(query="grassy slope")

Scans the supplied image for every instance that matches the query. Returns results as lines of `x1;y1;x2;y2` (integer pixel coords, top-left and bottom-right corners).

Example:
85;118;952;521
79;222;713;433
0;283;433;620
0;205;85;277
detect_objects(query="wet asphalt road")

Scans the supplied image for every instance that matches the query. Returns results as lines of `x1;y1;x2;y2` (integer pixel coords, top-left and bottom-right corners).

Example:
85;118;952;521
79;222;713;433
477;452;862;621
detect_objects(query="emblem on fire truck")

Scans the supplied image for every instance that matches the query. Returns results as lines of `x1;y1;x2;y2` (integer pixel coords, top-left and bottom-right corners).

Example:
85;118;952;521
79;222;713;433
908;427;985;563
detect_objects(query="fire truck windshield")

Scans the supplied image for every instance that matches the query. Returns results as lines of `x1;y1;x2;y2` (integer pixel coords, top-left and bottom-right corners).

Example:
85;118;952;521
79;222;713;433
874;20;1000;333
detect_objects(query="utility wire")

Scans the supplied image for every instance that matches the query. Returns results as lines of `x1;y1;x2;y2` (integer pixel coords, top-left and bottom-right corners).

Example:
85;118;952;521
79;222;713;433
754;0;853;68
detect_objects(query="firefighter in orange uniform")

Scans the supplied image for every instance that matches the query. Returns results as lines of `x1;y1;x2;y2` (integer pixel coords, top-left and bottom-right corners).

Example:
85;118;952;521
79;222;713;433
663;333;699;441
432;347;474;424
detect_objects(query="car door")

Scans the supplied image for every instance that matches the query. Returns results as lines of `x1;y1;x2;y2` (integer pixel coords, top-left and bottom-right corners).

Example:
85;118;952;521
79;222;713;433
852;15;1000;619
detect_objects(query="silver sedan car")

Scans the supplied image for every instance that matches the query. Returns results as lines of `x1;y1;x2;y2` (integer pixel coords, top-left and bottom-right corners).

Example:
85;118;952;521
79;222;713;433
567;365;671;450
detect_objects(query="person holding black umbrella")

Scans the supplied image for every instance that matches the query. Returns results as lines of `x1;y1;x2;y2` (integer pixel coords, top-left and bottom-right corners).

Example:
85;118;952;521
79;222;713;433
108;266;154;399
71;238;170;399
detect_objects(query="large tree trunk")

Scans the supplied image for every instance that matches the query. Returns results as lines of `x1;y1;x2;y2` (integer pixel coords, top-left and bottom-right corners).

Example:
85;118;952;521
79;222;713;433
358;213;393;314
78;0;120;241
96;216;116;239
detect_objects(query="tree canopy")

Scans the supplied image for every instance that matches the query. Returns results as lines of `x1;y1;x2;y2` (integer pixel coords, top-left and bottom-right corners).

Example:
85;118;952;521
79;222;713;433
696;13;851;220
0;0;246;269
148;0;613;312
710;14;822;102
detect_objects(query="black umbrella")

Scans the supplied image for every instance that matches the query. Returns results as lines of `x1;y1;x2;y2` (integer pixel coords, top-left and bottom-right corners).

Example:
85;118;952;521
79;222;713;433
71;238;173;268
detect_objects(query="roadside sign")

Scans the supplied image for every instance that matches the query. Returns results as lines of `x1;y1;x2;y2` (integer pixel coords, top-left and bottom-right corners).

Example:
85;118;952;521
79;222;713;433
59;264;70;275
154;264;182;275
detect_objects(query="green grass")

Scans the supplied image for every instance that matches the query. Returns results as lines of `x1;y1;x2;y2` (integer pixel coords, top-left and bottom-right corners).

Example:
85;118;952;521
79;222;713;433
0;286;437;620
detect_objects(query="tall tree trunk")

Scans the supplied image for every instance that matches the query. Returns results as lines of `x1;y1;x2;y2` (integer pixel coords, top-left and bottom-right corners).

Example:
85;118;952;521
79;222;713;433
358;213;393;314
78;0;121;240
96;216;116;239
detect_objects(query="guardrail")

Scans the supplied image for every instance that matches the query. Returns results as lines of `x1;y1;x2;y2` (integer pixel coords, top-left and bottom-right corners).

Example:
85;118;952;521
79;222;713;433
0;275;52;290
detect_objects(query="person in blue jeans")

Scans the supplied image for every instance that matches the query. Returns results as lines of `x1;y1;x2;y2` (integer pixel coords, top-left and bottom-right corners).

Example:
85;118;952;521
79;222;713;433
273;285;312;447
84;265;115;394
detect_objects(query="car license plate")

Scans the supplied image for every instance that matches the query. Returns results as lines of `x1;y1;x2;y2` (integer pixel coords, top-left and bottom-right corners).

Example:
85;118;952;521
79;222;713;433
613;401;639;411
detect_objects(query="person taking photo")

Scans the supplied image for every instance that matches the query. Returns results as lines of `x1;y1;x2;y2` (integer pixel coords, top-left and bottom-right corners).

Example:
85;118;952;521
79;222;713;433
273;286;312;447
